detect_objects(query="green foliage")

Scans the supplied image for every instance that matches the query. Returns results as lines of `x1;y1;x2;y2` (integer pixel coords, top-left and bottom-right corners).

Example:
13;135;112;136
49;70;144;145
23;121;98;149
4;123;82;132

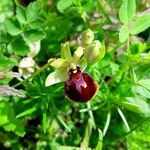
0;102;25;136
0;0;150;149
130;14;150;35
119;0;136;25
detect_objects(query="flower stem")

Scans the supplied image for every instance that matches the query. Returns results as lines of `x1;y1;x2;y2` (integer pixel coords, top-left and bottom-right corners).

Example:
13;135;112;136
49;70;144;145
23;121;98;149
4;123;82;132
87;102;96;129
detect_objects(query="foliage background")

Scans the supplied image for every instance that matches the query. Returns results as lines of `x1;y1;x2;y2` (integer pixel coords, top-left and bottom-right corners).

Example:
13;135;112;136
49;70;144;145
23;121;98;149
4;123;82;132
0;0;150;149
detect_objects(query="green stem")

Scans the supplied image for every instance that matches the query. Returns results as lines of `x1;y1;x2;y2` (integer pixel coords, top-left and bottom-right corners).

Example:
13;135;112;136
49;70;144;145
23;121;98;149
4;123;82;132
87;102;96;129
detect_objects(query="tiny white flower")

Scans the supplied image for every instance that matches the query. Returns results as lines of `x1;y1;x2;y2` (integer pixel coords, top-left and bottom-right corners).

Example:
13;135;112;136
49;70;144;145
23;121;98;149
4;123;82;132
18;57;36;78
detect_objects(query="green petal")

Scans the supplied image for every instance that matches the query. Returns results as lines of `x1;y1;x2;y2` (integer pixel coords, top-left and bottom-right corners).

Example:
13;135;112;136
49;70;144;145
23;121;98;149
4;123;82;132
61;42;72;59
72;46;84;63
45;70;67;87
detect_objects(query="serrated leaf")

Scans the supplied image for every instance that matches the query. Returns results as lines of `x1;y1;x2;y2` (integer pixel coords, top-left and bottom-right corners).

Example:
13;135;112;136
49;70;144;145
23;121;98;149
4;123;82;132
23;30;45;44
8;36;29;56
26;2;39;22
45;70;67;87
0;102;25;136
138;79;150;91
5;18;22;35
132;85;150;98
130;14;150;34
16;5;27;24
119;25;129;43
119;0;136;25
57;0;73;13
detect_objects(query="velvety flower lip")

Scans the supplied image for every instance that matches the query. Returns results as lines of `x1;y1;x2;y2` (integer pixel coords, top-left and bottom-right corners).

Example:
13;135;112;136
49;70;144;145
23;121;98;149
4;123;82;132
65;67;99;103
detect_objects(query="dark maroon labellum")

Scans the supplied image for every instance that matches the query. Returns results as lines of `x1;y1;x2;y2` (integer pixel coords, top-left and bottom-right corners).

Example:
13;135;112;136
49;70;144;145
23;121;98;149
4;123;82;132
65;67;99;103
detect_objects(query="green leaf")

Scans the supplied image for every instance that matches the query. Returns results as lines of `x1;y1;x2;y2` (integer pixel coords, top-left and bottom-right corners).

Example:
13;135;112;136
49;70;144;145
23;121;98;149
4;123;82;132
61;42;72;59
5;18;22;35
132;85;150;98
138;79;150;91
16;5;27;24
0;102;25;136
0;56;16;70
130;14;150;34
119;24;129;43
29;20;43;29
26;2;39;22
57;0;73;13
16;105;37;118
8;36;29;56
95;129;103;150
23;30;45;44
0;102;9;125
125;97;150;117
45;70;67;87
119;0;136;25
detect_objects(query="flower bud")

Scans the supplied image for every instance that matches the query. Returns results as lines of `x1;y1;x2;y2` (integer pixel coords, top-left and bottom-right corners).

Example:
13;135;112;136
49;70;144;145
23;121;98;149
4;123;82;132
18;57;35;78
78;29;94;47
65;67;99;103
84;40;101;63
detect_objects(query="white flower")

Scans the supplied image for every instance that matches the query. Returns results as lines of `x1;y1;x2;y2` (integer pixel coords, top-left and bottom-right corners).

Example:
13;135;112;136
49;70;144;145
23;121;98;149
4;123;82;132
18;57;35;78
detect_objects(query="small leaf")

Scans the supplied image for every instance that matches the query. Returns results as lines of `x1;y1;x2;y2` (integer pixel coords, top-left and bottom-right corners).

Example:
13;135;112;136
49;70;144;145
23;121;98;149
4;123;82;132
130;14;150;34
57;0;73;13
45;70;67;87
16;5;27;24
119;0;136;25
95;129;103;150
132;85;150;98
23;30;45;44
119;25;129;43
138;79;150;91
5;18;22;35
125;97;150;117
26;2;39;22
8;36;29;56
61;42;72;59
